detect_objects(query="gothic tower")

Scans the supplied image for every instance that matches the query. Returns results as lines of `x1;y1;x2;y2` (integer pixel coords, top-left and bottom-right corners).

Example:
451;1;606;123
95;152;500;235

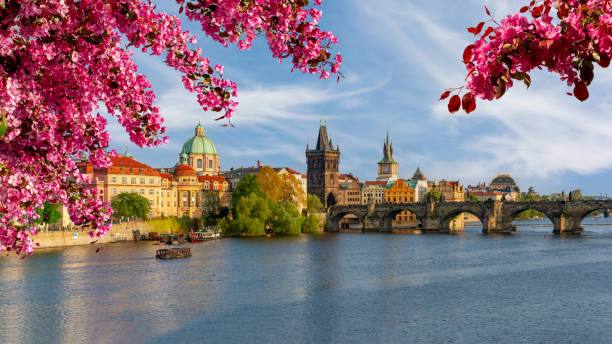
306;124;340;208
377;131;398;181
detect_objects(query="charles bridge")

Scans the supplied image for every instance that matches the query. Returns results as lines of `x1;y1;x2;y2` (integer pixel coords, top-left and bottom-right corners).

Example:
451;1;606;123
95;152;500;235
327;199;612;233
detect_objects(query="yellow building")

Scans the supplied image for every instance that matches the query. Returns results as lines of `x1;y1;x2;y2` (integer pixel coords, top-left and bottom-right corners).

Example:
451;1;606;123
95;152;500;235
78;123;230;220
436;180;465;202
385;179;418;226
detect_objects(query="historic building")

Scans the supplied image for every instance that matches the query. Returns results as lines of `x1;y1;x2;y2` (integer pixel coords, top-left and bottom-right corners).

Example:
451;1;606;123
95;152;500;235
490;174;520;201
78;123;230;219
377;131;398;182
306;124;340;208
338;179;362;205
385;179;419;227
362;181;387;205
410;167;429;202
435;179;465;202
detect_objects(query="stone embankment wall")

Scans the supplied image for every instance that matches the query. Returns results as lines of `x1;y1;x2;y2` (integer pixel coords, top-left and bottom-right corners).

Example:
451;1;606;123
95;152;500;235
35;219;171;249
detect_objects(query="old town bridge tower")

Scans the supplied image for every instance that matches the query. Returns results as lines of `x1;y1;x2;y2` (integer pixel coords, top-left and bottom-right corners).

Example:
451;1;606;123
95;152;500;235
306;124;340;208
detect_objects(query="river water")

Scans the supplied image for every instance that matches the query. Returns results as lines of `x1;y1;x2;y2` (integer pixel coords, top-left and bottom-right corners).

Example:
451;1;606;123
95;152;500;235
2;218;612;343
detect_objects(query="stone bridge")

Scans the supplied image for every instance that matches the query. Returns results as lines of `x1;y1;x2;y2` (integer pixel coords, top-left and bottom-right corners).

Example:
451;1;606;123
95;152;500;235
327;200;612;234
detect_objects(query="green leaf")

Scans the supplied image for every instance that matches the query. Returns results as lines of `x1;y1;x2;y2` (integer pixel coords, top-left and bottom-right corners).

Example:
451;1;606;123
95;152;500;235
0;112;7;139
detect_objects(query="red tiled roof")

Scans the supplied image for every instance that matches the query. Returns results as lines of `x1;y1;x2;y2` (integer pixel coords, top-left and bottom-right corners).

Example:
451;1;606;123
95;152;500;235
198;175;227;183
468;191;503;196
365;181;386;186
285;167;300;175
174;164;196;176
79;156;160;176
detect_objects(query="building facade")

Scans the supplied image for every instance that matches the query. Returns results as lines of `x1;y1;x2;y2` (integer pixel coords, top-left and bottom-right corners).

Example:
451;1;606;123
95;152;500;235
362;181;387;205
306;124;340;208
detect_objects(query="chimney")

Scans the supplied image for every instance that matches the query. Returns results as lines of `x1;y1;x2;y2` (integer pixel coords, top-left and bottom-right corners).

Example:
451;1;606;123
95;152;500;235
257;160;261;168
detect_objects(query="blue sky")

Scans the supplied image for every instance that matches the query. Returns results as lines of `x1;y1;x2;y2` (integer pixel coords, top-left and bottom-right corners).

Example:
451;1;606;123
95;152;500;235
108;0;612;196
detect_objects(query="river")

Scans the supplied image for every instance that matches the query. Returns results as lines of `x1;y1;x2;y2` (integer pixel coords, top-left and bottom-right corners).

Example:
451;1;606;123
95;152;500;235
2;218;612;343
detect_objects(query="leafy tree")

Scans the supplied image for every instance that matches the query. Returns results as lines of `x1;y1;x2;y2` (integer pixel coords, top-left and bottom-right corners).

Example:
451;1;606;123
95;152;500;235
231;174;265;217
1;0;340;254
302;214;320;233
256;166;283;202
231;193;271;236
570;190;583;200
278;173;306;208
269;202;302;234
307;194;324;214
111;192;151;220
467;194;479;202
34;202;63;225
424;189;441;202
444;1;612;114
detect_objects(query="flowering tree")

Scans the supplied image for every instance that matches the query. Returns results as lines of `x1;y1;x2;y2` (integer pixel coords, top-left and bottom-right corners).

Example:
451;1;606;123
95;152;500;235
0;0;341;255
442;0;611;114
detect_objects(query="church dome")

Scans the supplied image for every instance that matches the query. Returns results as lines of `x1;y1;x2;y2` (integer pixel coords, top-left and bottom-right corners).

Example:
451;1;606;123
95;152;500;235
491;174;516;185
181;123;217;155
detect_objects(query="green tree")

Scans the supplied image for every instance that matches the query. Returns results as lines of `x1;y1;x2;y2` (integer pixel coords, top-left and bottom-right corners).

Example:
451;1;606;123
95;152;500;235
34;202;62;225
231;193;271;236
424;189;441;202
269;202;302;234
307;194;323;214
111;192;151;220
467;194;479;202
231;174;265;217
301;214;320;233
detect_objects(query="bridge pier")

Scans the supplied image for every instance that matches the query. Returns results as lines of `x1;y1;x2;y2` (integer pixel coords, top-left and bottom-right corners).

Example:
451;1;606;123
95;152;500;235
552;215;583;234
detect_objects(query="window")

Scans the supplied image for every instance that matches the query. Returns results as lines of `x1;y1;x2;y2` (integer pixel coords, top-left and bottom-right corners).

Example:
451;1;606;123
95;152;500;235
149;178;155;184
197;159;202;168
132;188;136;193
111;177;117;183
182;192;188;207
140;189;145;195
209;160;212;169
140;178;145;184
122;188;126;193
167;201;170;206
149;200;154;206
131;178;136;184
112;188;117;194
149;189;154;195
121;177;127;184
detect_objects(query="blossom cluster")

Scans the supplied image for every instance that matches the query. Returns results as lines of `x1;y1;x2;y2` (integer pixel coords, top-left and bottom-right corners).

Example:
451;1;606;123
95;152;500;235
0;0;340;255
443;0;612;113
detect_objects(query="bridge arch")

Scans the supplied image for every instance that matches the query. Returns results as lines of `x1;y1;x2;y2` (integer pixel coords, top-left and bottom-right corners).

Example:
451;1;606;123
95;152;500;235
328;211;365;232
381;205;427;230
439;208;484;232
505;205;556;228
571;202;612;231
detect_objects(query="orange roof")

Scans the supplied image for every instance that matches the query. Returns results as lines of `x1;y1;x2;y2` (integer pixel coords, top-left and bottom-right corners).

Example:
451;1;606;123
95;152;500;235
285;167;300;175
174;164;196;176
198;175;227;183
365;181;386;186
468;191;503;196
79;155;160;176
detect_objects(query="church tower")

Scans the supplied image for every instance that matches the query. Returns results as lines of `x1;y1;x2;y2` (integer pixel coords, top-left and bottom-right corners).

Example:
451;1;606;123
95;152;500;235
377;131;398;181
306;124;340;208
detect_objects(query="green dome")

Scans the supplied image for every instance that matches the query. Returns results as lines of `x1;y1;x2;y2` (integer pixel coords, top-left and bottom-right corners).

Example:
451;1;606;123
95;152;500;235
182;124;217;155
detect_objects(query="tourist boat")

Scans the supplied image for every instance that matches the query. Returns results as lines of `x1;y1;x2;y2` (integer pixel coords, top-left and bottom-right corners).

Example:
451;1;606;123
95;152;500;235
187;228;222;243
155;247;191;259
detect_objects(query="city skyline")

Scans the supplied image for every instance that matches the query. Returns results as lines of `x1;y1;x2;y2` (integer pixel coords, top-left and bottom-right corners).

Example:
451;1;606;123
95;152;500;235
106;0;612;196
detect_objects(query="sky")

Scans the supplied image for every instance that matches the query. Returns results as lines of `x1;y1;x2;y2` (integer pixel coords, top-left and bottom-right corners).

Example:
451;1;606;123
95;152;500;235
108;0;612;196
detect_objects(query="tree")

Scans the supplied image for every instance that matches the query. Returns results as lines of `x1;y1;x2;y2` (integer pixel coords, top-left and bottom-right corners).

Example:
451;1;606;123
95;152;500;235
231;193;271;236
307;194;323;214
442;1;612;114
231;174;265;218
269;202;302;234
256;166;283;202
424;189;441;202
278;173;306;208
467;194;479;202
110;192;151;220
34;202;63;230
0;0;341;255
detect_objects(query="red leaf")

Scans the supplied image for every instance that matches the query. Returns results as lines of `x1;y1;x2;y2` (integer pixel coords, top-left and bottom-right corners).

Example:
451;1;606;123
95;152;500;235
463;45;475;62
95;246;101;253
461;92;476;114
598;55;611;68
467;22;485;35
448;95;461;114
179;6;183;14
485;6;491;16
573;81;589;102
566;92;573;96
520;6;529;13
439;90;451;101
214;115;225;121
482;27;494;38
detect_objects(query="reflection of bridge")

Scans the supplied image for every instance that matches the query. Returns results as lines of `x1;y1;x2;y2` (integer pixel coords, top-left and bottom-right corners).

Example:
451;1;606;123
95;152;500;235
327;200;612;233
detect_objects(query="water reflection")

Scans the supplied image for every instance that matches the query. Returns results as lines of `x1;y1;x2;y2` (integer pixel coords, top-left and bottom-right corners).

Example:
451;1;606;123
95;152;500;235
3;220;612;343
